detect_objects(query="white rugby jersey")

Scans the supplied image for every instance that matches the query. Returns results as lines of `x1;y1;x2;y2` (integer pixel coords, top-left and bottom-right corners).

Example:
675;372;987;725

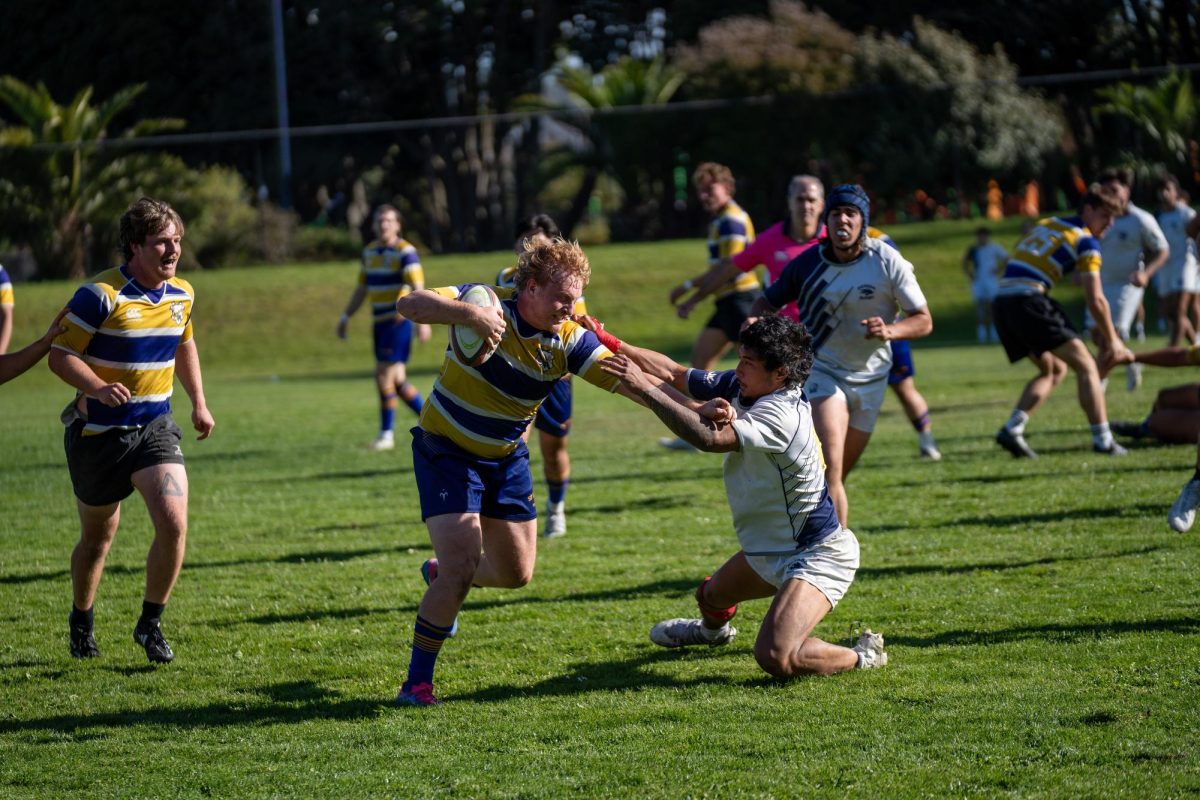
1155;205;1198;283
1099;204;1168;284
686;370;840;555
764;237;927;384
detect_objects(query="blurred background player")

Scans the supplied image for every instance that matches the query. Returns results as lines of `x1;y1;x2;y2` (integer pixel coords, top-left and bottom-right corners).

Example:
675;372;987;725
992;184;1129;459
0;263;13;354
662;162;758;449
1089;168;1168;391
962;227;1007;343
1152;174;1198;347
751;184;933;527
600;316;887;677
495;214;577;538
337;205;431;450
677;174;825;323
48;197;215;664
393;238;633;706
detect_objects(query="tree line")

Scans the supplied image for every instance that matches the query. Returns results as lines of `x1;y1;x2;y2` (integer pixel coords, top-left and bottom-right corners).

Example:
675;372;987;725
0;0;1197;278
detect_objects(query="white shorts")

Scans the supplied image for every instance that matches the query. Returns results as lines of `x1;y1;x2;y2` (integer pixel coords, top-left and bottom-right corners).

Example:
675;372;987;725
745;527;860;609
805;363;887;433
1159;259;1200;295
1084;281;1143;339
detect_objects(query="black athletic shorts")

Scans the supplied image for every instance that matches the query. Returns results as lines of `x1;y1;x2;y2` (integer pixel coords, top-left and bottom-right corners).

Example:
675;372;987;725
705;289;761;342
64;414;186;506
992;292;1078;363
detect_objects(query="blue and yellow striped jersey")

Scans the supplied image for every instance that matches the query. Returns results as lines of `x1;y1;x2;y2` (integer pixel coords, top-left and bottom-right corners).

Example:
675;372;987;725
359;238;423;322
53;265;195;435
494;266;588;316
708;201;758;296
0;265;12;306
1000;216;1102;293
420;284;618;457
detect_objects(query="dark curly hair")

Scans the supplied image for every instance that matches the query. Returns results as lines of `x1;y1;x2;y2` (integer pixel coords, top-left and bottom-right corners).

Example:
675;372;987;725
738;316;814;390
514;213;560;243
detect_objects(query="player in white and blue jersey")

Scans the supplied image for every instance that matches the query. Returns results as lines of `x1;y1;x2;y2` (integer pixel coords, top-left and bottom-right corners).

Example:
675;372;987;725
392;237;635;706
751;185;933;527
1153;174;1199;347
601;316;888;676
337;205;431;450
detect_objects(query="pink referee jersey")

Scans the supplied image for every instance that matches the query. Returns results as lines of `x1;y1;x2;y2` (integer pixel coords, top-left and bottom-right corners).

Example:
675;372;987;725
731;221;824;321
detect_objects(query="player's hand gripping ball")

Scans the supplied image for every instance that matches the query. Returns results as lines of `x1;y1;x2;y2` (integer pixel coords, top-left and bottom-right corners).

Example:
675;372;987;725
451;284;502;367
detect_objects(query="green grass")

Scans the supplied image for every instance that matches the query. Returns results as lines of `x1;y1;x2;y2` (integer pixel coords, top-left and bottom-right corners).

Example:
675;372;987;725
1;219;1198;798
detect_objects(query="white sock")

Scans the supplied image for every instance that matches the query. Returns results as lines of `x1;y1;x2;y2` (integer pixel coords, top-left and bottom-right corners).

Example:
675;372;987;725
855;650;865;669
698;622;726;641
1005;409;1029;435
1091;422;1113;449
918;430;936;449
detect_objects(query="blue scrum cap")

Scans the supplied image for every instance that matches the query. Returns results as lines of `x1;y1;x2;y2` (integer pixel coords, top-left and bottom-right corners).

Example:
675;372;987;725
824;184;870;230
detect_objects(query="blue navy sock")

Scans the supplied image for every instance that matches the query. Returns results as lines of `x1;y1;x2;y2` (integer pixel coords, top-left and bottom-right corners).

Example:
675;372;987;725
138;601;166;628
911;411;930;433
70;605;93;630
547;479;568;506
402;388;423;415
380;393;398;433
406;615;453;686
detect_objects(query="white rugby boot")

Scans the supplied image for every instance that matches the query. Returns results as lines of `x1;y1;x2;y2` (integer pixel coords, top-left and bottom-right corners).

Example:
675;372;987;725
1168;478;1200;533
853;629;888;668
649;618;736;648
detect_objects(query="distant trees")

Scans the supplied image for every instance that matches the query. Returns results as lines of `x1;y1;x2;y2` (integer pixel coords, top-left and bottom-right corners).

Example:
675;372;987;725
0;78;184;279
1094;72;1197;184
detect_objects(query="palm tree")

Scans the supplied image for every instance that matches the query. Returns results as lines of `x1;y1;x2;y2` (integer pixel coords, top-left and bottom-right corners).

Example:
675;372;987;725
1093;72;1197;183
518;57;686;237
0;77;184;278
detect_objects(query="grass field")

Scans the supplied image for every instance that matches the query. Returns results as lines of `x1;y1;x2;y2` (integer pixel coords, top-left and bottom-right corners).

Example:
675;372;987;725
1;218;1198;798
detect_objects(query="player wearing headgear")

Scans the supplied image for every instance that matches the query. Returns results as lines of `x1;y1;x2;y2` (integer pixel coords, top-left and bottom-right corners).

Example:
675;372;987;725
393;237;636;706
336;205;431;451
661;162;758;450
599;316;888;677
495;214;581;538
991;183;1130;459
750;184;934;527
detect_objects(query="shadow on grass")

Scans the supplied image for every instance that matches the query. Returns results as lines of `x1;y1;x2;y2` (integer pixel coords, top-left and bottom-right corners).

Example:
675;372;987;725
864;502;1163;534
449;647;767;704
0;680;383;735
0;544;429;586
890;615;1200;649
858;544;1167;581
570;496;692;515
254;466;412;483
567;466;719;486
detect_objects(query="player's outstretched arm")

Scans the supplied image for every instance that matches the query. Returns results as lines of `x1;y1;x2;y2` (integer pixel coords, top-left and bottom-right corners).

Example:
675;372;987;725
1129;346;1193;368
677;261;740;319
0;308;66;386
1080;273;1128;362
601;354;738;452
619;342;690;392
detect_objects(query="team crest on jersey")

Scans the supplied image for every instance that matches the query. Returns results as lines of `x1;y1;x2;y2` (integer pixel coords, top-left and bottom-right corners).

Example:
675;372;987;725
169;302;186;325
125;307;142;320
702;371;719;385
775;250;790;263
535;345;556;373
857;284;876;300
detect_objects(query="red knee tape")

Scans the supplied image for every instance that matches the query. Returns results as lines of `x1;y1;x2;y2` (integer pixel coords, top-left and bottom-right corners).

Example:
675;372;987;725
695;576;737;623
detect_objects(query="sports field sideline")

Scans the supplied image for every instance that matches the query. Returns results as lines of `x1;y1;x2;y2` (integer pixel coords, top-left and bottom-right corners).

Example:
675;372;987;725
1;218;1197;797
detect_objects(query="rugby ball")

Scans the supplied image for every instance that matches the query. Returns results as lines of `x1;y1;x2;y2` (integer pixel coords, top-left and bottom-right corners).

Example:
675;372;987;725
451;284;502;367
